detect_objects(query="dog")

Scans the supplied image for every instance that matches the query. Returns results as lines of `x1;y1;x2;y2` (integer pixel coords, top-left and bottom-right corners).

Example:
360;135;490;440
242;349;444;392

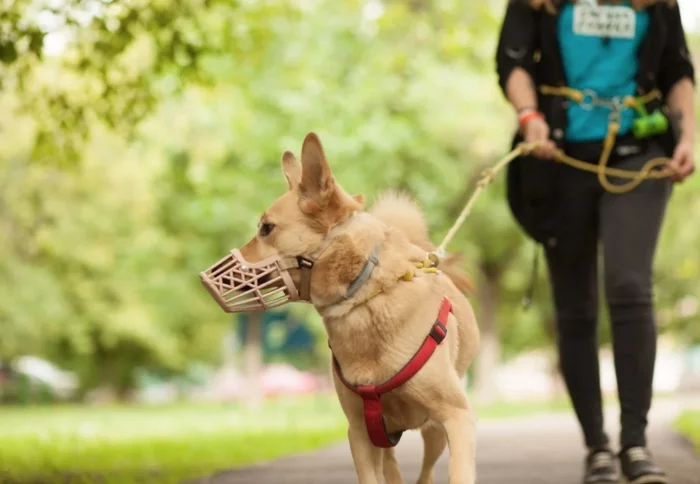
218;132;480;483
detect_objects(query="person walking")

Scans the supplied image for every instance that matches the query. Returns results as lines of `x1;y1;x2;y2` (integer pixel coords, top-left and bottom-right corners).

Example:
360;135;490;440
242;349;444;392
495;1;695;483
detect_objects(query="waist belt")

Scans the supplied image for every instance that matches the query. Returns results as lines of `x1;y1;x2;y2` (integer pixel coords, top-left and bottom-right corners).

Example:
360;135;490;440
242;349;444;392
537;85;670;194
539;85;661;111
332;296;453;448
539;85;667;140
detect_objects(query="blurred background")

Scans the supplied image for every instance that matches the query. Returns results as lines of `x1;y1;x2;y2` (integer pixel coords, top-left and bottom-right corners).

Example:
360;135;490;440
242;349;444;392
0;0;699;483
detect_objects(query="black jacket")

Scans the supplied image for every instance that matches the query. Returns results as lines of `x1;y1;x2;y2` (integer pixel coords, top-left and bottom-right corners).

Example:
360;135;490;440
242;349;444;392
495;0;695;245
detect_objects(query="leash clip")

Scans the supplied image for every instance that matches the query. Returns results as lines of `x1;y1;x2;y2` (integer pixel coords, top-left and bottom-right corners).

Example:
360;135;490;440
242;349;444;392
427;252;441;268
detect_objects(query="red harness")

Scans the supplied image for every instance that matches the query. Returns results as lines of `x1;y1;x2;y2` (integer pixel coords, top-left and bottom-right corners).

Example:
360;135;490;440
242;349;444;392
332;297;453;448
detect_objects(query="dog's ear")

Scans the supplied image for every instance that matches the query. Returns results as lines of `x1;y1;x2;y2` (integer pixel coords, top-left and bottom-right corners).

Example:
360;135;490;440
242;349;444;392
299;132;334;203
281;151;302;191
352;194;365;207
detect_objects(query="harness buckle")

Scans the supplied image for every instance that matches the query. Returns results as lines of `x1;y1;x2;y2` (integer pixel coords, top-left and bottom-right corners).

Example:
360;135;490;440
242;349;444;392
297;256;314;270
430;321;448;344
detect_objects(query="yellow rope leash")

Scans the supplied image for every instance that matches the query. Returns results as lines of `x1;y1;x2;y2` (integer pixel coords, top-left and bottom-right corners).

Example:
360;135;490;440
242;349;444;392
537;85;674;194
435;146;529;258
539;85;662;107
363;87;675;298
429;88;677;262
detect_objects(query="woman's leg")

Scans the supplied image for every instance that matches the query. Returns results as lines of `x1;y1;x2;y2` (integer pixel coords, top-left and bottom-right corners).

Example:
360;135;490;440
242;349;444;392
600;143;672;450
545;165;609;450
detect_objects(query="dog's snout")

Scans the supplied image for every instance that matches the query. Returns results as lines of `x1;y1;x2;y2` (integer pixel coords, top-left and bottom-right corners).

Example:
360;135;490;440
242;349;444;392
238;272;274;293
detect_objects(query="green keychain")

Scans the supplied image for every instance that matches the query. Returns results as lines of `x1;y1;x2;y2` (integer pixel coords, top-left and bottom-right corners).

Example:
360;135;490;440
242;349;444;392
632;101;668;139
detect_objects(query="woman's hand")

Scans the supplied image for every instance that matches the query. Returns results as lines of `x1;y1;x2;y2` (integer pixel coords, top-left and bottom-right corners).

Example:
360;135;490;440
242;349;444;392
668;136;696;183
522;115;558;159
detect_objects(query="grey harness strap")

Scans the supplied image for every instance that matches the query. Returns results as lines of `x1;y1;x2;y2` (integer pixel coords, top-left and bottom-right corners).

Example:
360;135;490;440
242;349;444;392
279;213;381;304
345;244;381;300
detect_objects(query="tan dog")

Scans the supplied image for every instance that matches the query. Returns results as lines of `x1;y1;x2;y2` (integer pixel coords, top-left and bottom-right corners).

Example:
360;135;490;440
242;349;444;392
236;133;480;484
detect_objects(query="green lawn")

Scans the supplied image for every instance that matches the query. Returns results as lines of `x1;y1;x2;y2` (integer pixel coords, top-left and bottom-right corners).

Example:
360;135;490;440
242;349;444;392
675;410;700;453
0;394;574;484
0;396;347;484
476;396;572;420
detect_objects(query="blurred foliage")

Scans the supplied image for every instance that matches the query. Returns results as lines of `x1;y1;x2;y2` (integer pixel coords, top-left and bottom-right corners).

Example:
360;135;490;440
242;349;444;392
0;0;698;394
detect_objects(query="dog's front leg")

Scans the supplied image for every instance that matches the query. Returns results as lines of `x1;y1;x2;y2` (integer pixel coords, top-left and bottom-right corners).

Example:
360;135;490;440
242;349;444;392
383;447;404;484
348;424;384;484
439;403;476;484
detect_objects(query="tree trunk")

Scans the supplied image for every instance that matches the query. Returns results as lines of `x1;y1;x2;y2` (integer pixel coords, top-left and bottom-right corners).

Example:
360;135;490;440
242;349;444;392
474;270;501;404
244;312;264;409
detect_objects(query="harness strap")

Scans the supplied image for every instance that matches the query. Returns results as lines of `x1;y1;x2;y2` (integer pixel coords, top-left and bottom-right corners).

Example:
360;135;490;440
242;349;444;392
332;296;453;448
345;245;380;300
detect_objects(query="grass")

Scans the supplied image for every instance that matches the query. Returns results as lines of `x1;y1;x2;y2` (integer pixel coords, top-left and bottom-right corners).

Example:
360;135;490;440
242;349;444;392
475;396;572;419
675;410;700;454
0;395;347;484
0;393;576;484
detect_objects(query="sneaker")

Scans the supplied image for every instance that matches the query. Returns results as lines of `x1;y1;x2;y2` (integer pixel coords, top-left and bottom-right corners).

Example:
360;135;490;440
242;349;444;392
584;448;619;483
619;446;668;484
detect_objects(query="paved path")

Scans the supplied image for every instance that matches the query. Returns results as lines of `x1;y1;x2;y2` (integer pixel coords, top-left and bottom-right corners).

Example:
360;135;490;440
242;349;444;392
195;396;700;484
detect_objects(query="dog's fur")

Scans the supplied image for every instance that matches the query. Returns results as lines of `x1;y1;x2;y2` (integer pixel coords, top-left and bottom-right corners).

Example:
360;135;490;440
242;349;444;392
240;133;480;484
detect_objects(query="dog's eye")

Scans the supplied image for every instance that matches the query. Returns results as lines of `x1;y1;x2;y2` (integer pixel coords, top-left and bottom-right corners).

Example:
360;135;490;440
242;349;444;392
259;223;275;237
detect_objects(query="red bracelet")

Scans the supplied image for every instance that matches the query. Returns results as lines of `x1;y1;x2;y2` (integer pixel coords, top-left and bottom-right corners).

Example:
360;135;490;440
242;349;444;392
518;109;544;130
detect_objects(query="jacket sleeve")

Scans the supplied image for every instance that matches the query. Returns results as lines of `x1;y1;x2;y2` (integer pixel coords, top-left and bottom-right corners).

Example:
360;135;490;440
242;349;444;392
657;4;695;98
495;1;539;98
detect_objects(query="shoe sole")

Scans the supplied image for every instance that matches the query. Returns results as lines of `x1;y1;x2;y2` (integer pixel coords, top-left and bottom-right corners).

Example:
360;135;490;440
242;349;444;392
622;476;669;484
585;474;619;484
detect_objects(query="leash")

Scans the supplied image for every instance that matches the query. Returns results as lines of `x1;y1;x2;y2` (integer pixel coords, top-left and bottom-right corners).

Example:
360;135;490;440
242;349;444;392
431;106;676;262
423;85;678;307
427;134;674;309
434;145;530;260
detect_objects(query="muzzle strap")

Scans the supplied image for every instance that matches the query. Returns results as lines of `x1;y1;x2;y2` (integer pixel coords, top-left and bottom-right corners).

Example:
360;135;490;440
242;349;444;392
280;238;379;304
296;256;315;301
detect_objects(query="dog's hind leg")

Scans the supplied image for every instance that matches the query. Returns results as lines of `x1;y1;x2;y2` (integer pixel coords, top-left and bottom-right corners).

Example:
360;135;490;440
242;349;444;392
348;424;384;484
426;372;476;484
416;421;447;484
383;447;404;484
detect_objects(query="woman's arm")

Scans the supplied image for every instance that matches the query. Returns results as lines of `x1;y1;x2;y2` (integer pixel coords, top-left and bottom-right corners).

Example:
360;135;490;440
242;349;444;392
505;68;558;158
506;67;539;113
666;78;695;143
666;77;696;181
657;5;696;182
495;1;538;102
495;2;556;158
657;5;694;99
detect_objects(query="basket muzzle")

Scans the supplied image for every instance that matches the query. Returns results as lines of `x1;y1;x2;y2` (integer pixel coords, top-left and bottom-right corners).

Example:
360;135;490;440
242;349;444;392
200;215;381;314
199;249;311;313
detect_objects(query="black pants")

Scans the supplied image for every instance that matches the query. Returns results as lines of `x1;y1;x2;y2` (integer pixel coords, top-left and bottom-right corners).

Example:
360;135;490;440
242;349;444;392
545;138;672;450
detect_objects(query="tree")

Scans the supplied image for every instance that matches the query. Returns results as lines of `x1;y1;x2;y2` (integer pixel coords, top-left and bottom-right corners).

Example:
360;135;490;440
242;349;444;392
0;0;698;398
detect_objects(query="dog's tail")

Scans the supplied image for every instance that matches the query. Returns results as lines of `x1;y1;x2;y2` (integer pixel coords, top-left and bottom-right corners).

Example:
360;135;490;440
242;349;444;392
370;191;475;296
